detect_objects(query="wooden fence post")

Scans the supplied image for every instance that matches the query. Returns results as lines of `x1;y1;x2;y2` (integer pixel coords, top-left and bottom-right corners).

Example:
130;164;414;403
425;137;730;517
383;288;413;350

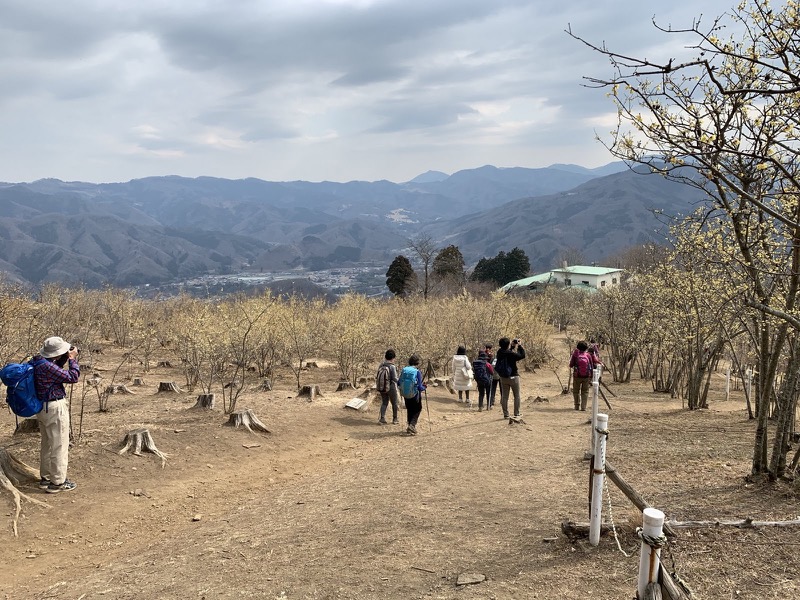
589;412;609;546
637;507;665;599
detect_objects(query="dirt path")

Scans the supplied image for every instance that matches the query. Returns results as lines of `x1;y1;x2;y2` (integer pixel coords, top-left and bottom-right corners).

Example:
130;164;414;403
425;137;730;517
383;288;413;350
1;365;798;599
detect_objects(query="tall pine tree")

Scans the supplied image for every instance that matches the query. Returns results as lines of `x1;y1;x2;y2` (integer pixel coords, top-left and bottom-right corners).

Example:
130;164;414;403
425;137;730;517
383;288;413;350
385;255;417;297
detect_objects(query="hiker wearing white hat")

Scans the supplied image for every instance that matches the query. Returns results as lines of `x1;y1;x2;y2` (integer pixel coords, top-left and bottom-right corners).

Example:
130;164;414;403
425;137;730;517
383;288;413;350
33;336;80;493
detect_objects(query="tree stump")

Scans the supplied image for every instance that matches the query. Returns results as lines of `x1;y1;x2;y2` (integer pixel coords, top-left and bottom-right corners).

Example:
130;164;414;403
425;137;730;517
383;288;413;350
156;361;174;368
132;377;146;387
357;376;368;385
118;428;168;468
13;419;39;435
297;385;322;402
107;384;135;395
157;381;182;393
305;361;319;369
257;379;272;392
336;381;355;392
190;394;215;410
224;409;271;434
358;387;376;399
0;449;50;537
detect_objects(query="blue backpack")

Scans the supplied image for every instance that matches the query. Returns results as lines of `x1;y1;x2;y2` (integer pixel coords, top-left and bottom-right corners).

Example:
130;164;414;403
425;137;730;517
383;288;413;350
0;359;45;417
398;366;419;399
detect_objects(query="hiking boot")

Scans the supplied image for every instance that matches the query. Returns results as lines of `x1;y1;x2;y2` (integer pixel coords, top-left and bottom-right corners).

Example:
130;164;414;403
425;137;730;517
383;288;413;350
391;420;400;425
407;424;417;435
379;418;388;425
38;478;50;489
46;480;76;494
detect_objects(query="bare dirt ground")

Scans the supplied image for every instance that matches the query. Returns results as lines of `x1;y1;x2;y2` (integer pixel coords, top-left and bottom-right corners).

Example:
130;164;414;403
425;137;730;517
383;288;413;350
0;349;798;600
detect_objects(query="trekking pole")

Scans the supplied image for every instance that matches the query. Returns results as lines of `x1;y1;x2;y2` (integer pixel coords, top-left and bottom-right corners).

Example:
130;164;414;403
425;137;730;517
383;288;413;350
423;387;432;431
68;383;74;443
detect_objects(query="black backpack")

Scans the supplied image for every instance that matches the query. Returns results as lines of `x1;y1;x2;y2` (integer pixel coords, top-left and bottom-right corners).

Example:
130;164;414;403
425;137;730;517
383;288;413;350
495;355;513;378
472;359;492;386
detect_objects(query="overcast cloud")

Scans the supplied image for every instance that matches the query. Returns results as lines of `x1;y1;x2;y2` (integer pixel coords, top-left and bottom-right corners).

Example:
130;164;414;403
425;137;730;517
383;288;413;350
0;0;738;183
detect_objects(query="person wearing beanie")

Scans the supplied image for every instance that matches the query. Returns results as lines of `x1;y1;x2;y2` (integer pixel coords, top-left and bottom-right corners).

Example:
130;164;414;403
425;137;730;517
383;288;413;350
32;336;80;493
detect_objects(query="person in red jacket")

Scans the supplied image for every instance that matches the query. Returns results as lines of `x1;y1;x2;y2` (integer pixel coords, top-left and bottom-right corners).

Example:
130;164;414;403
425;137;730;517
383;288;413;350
569;340;600;411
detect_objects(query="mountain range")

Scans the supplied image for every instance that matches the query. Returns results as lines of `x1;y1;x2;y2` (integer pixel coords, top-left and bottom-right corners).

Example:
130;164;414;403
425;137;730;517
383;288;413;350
0;162;706;288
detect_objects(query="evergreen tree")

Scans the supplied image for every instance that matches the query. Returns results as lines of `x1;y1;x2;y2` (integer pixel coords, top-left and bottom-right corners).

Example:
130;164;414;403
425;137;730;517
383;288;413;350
470;248;531;286
432;245;466;284
385;255;417;297
504;247;531;283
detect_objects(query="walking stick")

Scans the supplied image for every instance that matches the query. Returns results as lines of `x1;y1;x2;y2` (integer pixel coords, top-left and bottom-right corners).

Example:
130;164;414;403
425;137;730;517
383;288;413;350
68;383;74;443
424;388;431;431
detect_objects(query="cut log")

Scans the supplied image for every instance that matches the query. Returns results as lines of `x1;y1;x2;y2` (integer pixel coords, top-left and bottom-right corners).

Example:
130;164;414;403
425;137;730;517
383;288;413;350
107;384;135;395
0;449;50;537
561;519;612;537
13;419;39;435
156;361;174;368
224;409;271;434
157;381;183;393
131;377;146;386
190;394;215;410
297;385;322;402
666;517;800;530
336;381;356;392
605;460;677;537
117;428;168;468
257;379;272;392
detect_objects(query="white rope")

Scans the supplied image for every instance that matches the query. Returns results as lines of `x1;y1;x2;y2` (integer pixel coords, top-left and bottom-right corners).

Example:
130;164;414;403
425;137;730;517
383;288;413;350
604;474;631;557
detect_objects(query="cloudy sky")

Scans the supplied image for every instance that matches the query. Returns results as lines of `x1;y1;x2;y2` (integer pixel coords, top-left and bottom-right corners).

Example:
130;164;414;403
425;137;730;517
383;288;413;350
0;0;737;184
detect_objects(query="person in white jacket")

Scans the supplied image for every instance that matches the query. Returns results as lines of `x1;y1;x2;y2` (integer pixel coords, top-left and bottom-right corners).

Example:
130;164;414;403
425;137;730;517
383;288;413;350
451;346;475;407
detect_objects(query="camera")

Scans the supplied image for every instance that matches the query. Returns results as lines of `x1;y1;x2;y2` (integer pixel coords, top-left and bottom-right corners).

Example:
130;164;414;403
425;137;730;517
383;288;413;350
512;339;519;345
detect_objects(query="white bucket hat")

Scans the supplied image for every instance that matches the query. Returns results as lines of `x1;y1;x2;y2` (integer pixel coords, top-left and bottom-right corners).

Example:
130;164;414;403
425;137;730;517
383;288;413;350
40;336;71;358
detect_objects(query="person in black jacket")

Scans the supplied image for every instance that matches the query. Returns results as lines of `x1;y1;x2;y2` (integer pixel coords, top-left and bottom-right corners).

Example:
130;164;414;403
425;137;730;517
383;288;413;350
495;337;525;419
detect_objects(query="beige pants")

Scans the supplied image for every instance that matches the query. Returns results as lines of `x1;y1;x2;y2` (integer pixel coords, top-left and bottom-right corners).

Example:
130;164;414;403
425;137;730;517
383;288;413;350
37;399;70;485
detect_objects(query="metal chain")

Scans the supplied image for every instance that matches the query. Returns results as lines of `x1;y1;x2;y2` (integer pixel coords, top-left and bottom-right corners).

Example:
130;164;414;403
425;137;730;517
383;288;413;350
658;537;694;597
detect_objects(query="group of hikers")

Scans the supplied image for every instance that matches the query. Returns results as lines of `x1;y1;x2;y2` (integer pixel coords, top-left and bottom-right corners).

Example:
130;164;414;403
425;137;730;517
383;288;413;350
375;337;527;435
376;337;602;435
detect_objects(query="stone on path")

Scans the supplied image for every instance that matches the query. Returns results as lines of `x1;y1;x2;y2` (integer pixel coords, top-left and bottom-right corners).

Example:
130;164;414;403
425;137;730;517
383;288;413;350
456;572;486;586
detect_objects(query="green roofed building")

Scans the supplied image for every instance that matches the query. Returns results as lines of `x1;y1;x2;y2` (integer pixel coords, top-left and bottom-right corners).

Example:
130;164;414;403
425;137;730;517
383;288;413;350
501;265;624;293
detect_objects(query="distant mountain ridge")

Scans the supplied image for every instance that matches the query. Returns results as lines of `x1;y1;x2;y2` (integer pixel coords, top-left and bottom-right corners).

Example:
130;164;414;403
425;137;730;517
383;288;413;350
0;162;703;287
